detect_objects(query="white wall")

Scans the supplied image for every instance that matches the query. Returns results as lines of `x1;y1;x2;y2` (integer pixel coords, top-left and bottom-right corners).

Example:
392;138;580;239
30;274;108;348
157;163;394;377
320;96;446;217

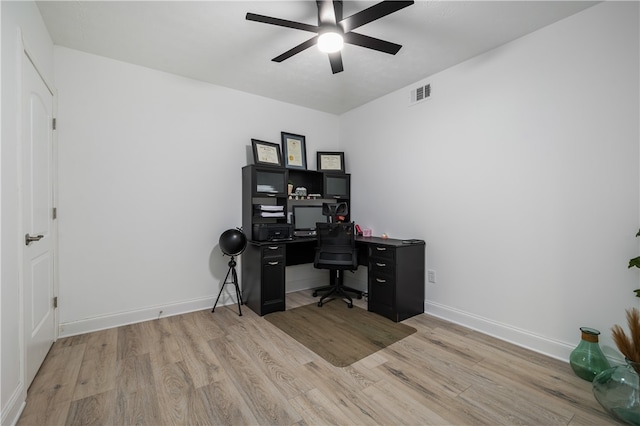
341;2;640;361
54;46;339;336
1;1;54;424
4;8;638;423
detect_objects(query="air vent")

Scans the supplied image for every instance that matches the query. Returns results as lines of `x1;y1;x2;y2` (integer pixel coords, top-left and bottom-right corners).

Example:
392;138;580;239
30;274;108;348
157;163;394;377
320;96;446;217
410;84;431;105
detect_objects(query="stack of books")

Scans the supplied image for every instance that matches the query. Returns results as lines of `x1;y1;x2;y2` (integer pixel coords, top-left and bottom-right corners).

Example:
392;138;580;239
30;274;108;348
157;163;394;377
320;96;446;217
256;204;285;218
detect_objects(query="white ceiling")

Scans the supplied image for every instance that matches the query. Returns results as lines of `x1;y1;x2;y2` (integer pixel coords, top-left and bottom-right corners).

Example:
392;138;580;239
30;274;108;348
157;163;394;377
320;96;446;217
36;1;598;115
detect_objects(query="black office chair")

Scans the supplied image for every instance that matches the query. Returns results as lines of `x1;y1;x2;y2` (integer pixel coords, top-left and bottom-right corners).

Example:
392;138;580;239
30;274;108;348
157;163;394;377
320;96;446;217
313;221;362;308
311;202;363;303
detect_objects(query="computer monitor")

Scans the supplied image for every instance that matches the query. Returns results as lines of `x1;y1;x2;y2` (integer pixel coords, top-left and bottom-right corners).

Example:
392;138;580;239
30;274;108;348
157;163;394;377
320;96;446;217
292;205;327;235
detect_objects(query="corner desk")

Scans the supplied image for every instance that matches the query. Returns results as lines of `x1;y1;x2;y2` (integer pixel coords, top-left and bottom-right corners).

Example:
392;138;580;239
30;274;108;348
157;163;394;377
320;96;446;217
241;164;425;322
241;235;425;322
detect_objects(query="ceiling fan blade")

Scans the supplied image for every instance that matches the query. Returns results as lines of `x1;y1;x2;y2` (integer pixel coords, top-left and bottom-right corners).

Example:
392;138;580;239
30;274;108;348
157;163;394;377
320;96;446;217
272;36;319;62
316;1;343;26
333;1;343;23
340;1;414;33
328;51;344;74
343;32;402;55
246;12;319;33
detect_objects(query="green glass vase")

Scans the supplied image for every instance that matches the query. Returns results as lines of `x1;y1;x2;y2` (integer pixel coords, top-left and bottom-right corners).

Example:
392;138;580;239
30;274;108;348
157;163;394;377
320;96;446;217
593;359;640;425
569;327;611;381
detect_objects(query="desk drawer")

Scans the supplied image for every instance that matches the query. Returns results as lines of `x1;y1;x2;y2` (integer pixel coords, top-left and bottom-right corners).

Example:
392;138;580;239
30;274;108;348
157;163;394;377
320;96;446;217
369;274;395;307
369;259;396;277
369;245;395;262
262;244;285;259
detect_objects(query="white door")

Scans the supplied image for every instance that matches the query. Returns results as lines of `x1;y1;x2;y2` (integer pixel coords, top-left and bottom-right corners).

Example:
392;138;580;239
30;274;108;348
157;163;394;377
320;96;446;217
22;51;56;388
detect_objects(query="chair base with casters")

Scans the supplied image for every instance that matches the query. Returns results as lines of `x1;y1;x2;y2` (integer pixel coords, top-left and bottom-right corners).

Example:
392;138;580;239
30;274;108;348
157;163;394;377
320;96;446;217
316;270;363;308
312;271;363;301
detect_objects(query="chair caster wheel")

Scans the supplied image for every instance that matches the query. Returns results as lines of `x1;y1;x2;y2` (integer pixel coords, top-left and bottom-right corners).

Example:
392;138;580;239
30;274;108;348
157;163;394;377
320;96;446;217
348;303;353;308
312;291;318;297
318;302;323;307
356;294;363;299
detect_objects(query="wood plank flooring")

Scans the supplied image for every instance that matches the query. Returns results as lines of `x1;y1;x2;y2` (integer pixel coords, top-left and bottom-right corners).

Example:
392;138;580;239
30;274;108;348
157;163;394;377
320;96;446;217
18;290;617;425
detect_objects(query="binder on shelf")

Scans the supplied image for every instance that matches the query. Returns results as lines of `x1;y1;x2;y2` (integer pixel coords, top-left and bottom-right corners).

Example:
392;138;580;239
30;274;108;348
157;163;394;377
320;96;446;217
254;204;285;218
256;184;277;193
259;212;285;218
257;205;284;211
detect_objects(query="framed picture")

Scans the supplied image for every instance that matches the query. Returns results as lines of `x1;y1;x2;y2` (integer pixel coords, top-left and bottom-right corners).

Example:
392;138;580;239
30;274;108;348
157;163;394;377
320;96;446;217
317;151;345;172
281;132;307;170
251;139;282;167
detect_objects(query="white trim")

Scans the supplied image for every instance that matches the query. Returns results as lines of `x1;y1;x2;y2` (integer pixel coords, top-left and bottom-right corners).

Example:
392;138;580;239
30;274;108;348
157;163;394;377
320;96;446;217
0;386;25;426
15;27;28;426
21;38;53;97
51;83;59;345
425;300;575;362
58;296;220;338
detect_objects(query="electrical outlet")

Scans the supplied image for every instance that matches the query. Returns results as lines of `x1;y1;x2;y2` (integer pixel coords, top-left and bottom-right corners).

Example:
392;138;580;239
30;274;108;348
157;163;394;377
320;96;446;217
428;270;436;283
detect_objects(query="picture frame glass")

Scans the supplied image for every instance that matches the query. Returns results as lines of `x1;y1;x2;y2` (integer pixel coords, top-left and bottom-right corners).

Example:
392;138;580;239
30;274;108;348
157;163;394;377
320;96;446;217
251;139;282;166
281;132;307;170
317;151;345;172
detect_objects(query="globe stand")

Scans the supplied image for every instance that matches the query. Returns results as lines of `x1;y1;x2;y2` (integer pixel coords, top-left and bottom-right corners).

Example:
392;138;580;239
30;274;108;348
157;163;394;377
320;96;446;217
212;255;243;316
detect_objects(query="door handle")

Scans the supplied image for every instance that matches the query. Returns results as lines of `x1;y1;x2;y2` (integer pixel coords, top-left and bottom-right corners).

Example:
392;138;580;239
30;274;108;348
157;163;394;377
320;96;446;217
25;233;44;245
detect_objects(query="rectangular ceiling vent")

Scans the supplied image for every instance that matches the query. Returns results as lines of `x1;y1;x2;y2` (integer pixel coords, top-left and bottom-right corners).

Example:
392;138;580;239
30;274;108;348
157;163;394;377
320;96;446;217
410;84;431;105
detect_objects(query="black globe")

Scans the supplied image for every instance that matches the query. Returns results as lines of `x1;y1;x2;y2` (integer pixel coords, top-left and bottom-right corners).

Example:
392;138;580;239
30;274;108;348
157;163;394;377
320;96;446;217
219;228;247;256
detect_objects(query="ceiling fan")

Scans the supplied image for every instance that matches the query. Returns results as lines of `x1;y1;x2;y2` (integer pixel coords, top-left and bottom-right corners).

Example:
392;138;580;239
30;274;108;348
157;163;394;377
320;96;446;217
246;1;415;74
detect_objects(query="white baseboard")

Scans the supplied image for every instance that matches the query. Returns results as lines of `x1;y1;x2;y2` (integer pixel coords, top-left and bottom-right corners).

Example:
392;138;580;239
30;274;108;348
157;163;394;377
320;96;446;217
58;294;230;338
58;271;362;338
1;383;25;426
425;300;574;362
59;288;580;362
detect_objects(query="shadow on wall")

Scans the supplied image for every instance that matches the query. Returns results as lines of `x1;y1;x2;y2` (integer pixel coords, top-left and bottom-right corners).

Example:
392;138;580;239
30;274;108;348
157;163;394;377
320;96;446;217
208;227;247;282
209;243;229;282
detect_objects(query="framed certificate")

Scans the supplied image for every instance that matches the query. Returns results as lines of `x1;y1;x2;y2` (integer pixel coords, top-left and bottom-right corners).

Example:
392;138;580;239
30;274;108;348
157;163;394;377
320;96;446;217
251;139;282;167
317;151;345;172
281;132;307;170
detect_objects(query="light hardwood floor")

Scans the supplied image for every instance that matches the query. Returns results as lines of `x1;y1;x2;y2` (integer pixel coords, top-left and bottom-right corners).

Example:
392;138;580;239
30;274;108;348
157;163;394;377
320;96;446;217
19;290;617;425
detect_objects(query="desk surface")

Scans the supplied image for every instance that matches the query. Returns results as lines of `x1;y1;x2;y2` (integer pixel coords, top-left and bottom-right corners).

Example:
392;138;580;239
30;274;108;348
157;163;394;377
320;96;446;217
248;235;425;267
249;235;425;247
356;236;425;247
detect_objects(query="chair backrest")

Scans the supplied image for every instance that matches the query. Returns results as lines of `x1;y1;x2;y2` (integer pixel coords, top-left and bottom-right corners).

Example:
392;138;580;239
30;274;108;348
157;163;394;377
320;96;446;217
314;222;357;270
322;202;348;223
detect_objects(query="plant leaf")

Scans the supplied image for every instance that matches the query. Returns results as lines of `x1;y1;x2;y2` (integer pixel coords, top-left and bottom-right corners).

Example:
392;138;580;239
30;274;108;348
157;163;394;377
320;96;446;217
629;257;640;269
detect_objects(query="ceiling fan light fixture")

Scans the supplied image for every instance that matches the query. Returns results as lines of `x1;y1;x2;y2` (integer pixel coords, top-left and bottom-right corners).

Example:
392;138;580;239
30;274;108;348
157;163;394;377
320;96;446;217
317;32;344;53
246;1;415;73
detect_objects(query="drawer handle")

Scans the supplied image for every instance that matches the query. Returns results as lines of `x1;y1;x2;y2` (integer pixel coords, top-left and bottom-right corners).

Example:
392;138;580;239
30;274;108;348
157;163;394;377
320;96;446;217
268;261;280;266
376;278;387;283
375;262;387;267
376;247;387;251
268;246;279;250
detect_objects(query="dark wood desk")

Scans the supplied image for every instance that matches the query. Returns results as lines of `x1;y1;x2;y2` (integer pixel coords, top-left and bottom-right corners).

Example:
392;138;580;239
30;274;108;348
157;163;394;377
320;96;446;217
241;236;425;322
